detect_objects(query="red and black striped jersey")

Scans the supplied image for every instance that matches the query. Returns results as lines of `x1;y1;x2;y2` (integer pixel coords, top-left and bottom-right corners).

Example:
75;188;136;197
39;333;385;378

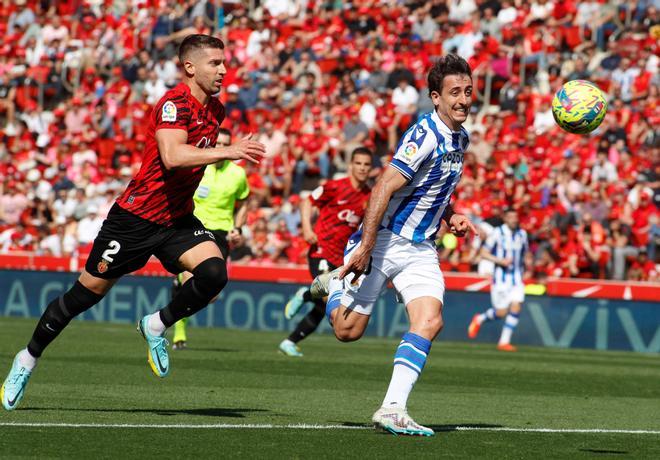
309;177;371;267
116;83;225;225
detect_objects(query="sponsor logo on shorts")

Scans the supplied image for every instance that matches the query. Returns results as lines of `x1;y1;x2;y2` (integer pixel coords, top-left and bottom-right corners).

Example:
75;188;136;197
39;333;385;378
194;230;215;240
162;101;177;122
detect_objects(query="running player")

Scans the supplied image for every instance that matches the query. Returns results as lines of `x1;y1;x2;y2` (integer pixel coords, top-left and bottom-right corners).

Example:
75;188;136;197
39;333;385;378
467;208;528;351
308;55;477;436
171;127;250;350
279;147;373;357
1;34;266;411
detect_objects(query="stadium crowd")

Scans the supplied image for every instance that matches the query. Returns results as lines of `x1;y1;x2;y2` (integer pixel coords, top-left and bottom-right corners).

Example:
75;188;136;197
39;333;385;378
0;0;658;282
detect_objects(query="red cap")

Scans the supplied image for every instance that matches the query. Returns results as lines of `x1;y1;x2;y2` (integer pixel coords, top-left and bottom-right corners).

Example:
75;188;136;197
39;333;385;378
289;194;301;204
271;196;283;206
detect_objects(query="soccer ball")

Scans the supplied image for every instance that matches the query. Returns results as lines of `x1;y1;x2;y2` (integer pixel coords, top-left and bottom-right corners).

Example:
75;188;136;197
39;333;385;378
552;80;608;134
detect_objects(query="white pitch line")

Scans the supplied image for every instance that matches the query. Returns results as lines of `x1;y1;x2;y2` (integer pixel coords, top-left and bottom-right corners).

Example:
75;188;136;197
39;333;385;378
454;427;660;435
0;422;659;434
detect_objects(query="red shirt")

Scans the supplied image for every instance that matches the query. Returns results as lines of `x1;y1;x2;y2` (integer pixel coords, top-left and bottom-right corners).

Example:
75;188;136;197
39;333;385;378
308;177;371;267
116;83;225;225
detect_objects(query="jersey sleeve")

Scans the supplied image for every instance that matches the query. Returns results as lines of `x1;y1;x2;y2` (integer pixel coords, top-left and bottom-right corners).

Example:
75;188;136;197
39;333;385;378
390;119;437;180
309;182;334;208
154;95;191;131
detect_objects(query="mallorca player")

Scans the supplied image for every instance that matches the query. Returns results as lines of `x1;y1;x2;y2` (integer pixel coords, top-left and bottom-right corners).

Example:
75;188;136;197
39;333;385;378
308;55;477;436
279;147;373;357
1;34;266;411
468;208;528;351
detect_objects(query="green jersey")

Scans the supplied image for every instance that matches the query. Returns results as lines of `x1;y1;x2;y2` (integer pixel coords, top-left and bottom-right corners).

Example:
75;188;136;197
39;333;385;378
193;161;249;231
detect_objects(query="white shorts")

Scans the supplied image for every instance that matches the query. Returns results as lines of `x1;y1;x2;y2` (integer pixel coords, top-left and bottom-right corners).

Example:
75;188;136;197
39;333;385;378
490;283;525;310
341;229;445;316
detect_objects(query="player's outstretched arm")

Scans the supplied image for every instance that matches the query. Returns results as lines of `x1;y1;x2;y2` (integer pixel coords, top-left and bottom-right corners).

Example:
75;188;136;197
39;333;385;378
339;165;407;280
300;197;318;245
157;130;265;170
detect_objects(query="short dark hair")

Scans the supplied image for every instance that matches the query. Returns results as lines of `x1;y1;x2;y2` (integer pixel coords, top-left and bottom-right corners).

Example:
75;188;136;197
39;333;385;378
218;127;232;138
351;146;373;162
427;54;472;96
178;34;225;63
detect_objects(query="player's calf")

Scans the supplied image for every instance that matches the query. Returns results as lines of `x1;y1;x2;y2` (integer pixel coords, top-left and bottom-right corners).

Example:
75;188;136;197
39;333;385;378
333;309;369;342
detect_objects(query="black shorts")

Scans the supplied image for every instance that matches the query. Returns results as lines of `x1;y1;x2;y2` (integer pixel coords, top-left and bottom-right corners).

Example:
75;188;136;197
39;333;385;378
308;254;338;279
86;203;217;279
209;229;229;259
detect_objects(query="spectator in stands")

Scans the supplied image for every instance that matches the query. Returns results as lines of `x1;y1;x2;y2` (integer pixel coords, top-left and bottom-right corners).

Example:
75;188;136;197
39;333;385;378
0;74;16;132
229;228;253;262
0;182;28;225
0;1;656;282
76;205;103;246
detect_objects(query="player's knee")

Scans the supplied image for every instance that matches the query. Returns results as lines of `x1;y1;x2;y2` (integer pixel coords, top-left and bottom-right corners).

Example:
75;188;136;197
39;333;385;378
509;303;522;314
335;327;363;342
414;314;443;338
495;308;508;318
191;257;227;298
62;281;105;317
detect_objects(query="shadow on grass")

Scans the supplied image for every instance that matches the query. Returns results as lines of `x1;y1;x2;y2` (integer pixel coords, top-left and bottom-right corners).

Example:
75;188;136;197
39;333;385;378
22;407;267;418
337;421;503;432
176;348;239;353
578;449;628;455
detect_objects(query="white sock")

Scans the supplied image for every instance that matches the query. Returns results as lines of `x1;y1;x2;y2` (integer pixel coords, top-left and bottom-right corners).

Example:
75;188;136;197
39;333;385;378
148;312;167;336
498;313;519;345
328;277;342;298
382;364;419;409
382;333;431;409
17;348;37;370
477;307;497;324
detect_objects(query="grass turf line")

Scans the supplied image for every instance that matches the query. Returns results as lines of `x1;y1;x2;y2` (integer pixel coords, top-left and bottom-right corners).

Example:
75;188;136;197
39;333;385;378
1;317;659;459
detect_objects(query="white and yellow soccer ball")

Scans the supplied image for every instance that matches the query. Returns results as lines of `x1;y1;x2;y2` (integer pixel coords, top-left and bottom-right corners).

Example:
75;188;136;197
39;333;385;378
552;80;608;134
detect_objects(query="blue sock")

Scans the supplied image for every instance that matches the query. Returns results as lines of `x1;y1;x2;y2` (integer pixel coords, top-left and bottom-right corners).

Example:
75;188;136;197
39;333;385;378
382;332;432;408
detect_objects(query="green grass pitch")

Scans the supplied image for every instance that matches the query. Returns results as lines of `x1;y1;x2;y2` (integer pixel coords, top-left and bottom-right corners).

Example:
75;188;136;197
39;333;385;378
1;317;659;459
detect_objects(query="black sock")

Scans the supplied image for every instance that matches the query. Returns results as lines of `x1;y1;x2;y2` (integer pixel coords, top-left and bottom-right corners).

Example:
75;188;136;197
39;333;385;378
27;281;104;358
302;290;313;302
159;257;227;327
288;301;325;343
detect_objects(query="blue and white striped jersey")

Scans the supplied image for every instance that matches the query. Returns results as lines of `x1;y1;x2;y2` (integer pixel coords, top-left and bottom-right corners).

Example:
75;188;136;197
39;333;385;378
383;110;469;243
484;224;528;286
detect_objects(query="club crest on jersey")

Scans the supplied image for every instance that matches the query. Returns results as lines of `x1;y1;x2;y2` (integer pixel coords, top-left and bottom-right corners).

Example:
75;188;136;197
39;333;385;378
400;142;418;164
162;101;177;122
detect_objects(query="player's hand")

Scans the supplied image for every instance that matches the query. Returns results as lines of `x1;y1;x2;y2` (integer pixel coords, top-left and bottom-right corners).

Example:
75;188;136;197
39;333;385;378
448;213;478;237
339;247;372;282
224;133;266;164
302;228;318;245
228;228;242;245
499;257;513;268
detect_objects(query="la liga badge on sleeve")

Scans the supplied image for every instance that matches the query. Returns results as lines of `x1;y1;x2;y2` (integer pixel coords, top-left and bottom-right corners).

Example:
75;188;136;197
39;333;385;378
162;101;177;122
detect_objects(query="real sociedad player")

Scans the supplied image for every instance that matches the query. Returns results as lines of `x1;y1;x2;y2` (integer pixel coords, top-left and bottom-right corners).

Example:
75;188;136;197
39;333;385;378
308;54;478;436
468;208;529;351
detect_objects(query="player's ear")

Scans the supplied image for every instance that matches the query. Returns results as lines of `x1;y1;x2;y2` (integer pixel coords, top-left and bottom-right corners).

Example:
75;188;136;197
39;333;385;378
183;59;195;77
429;90;441;106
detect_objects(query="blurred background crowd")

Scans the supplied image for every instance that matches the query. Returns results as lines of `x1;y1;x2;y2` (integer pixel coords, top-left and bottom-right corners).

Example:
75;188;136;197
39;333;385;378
0;0;658;281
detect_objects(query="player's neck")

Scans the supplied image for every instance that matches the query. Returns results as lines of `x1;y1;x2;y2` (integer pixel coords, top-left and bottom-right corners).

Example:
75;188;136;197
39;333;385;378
186;78;211;106
349;175;364;189
435;108;462;132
